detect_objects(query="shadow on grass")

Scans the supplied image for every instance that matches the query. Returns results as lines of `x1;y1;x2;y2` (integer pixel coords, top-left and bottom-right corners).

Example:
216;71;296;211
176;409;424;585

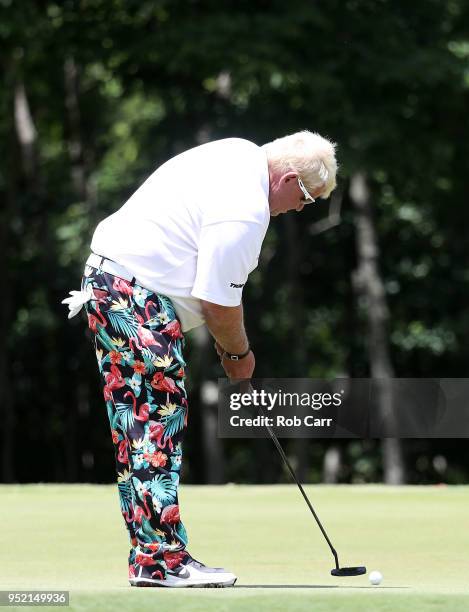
235;585;408;589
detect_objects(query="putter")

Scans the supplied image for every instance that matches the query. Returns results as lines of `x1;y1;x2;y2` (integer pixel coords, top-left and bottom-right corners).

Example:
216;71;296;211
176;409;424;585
252;392;366;577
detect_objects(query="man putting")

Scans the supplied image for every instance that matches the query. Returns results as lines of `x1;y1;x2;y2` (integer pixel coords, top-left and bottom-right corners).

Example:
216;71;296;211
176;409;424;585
62;130;337;587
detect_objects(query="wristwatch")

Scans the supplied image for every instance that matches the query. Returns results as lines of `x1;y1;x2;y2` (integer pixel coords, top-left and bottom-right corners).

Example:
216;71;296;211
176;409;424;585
222;346;251;361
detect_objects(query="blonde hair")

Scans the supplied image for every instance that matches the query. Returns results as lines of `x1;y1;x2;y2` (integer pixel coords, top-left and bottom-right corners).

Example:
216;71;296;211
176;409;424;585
262;130;338;198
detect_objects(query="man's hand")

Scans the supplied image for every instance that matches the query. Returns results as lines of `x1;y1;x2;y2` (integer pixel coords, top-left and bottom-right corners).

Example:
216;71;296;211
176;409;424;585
214;340;255;380
221;350;255;381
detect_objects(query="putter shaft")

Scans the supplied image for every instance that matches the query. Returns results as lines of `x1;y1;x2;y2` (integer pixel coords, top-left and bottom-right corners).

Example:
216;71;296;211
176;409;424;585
257;402;340;570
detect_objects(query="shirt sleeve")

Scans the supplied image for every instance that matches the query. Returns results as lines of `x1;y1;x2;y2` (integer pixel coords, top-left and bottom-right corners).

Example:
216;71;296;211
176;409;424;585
191;220;265;306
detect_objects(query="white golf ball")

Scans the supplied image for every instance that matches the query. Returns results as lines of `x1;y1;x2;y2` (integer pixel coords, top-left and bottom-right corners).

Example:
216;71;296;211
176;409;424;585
369;570;383;586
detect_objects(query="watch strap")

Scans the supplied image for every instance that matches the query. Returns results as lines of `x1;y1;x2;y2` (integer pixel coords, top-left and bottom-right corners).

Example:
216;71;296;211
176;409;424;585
223;346;251;361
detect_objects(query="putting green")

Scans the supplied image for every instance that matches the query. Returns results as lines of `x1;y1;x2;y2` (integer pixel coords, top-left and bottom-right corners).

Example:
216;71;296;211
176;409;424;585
1;484;468;611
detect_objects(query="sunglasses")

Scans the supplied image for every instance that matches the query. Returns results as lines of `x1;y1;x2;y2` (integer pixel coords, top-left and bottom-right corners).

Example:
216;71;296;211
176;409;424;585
298;177;316;204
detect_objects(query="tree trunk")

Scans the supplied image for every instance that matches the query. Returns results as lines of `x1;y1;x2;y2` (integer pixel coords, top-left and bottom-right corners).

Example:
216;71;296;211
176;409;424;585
63;55;92;481
2;60;41;483
1;60;19;483
64;56;88;199
14;80;37;180
350;172;405;484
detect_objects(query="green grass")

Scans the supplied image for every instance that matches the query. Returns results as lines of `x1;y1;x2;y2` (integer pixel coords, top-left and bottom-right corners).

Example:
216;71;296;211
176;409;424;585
1;484;468;611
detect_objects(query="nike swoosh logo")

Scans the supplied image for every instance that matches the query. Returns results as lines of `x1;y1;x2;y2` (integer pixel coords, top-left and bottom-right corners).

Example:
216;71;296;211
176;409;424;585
171;567;190;579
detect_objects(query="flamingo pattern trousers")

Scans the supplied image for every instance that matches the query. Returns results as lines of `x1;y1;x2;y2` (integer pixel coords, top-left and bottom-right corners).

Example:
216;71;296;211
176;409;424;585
81;263;190;581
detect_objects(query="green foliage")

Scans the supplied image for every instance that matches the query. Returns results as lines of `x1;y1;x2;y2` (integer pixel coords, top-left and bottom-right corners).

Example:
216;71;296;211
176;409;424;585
2;0;469;483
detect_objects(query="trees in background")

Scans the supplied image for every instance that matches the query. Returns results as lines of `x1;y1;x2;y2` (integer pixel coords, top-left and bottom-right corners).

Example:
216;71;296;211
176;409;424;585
1;0;468;483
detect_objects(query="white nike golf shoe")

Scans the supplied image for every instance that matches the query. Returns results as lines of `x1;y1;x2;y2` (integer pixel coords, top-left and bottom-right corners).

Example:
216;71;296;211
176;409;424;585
129;553;237;588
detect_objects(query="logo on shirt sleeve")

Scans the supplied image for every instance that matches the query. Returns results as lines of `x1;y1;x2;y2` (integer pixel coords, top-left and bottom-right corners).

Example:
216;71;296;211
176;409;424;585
230;282;245;288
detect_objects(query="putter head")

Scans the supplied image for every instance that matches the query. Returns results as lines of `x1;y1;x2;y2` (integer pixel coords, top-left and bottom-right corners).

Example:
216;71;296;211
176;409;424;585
331;566;367;577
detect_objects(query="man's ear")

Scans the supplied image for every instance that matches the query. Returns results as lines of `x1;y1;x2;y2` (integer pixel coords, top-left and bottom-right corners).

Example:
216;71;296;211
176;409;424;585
282;171;298;184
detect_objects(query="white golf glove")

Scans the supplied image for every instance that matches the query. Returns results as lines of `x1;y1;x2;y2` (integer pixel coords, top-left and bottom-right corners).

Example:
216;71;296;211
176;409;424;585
61;284;94;319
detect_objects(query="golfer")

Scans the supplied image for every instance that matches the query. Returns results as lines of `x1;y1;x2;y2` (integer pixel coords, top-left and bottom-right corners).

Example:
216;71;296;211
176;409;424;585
62;131;337;587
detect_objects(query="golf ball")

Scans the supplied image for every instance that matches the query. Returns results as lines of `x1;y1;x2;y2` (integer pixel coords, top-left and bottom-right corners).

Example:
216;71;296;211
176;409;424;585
369;570;383;586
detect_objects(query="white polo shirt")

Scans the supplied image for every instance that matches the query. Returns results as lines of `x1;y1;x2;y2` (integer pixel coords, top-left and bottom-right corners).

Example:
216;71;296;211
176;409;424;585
90;138;270;332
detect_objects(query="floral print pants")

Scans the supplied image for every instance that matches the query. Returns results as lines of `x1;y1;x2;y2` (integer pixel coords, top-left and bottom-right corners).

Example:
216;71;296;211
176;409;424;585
81;263;189;581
